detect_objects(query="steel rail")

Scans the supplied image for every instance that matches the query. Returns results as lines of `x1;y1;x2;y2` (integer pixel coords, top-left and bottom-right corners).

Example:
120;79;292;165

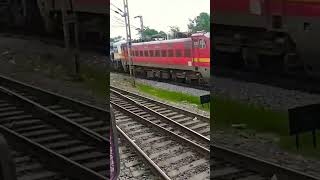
111;101;209;155
111;89;210;147
0;125;106;180
117;125;171;180
111;85;209;123
0;86;108;152
212;145;320;180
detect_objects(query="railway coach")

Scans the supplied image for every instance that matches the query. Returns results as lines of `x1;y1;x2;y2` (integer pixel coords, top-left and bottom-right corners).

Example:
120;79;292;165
212;0;320;77
115;32;210;84
0;0;108;44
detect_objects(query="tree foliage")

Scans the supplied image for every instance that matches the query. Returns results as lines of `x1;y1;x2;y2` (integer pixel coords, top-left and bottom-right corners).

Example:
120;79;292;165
188;12;210;33
158;31;167;37
110;36;123;43
169;26;180;34
142;27;159;38
168;26;187;39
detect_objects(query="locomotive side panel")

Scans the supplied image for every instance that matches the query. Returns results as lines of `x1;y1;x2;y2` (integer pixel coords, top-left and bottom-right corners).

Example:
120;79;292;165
118;33;210;83
74;0;107;14
39;0;108;43
131;40;194;71
46;0;107;14
285;1;320;74
191;33;210;79
213;0;320;75
213;0;267;28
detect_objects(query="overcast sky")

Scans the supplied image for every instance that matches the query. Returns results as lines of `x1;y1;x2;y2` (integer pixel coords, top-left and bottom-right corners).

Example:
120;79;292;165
110;0;210;40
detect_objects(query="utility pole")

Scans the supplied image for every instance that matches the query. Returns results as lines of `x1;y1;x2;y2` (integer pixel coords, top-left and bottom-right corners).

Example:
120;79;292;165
134;15;144;41
62;0;80;79
123;0;135;87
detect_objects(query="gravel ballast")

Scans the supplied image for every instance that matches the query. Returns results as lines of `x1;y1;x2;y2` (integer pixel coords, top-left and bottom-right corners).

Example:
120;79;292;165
213;76;320;111
212;130;320;178
212;76;320;178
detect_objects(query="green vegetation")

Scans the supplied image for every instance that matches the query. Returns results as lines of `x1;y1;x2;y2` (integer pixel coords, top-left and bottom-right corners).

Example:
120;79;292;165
212;96;288;134
188;12;210;33
212;96;320;158
111;36;124;43
136;83;209;112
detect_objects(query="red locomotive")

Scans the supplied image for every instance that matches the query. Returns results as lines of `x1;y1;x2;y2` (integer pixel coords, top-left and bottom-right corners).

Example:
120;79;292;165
114;32;210;83
0;0;107;43
213;0;320;76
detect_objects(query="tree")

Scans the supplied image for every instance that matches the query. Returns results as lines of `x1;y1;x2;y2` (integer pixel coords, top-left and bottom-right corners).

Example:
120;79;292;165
168;26;187;39
188;12;210;33
158;31;167;37
142;27;159;39
168;26;180;39
110;36;123;43
169;26;180;34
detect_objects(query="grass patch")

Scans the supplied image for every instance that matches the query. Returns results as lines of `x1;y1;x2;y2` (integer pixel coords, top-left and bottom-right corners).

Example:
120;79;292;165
212;96;320;159
136;83;210;112
212;96;288;135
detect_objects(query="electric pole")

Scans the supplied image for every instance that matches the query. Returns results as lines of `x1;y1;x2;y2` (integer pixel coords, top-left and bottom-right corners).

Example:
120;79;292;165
123;0;135;86
62;0;80;79
134;15;144;41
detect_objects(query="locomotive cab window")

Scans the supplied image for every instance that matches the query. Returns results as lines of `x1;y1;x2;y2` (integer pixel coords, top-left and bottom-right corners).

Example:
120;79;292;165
144;50;149;56
193;41;199;48
140;51;143;56
199;39;206;49
161;50;167;57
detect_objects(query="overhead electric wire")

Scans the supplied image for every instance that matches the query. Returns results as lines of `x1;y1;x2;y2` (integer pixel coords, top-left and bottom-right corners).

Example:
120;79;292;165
111;15;140;30
110;3;124;13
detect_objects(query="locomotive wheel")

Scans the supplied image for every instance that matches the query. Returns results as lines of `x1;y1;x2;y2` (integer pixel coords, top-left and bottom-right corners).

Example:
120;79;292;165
242;48;260;70
171;73;177;81
185;77;191;84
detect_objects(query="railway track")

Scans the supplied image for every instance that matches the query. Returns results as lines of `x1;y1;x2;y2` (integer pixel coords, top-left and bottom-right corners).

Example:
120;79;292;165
211;145;320;180
117;132;159;179
110;86;210;179
111;86;210;141
110;85;320;179
0;74;109;180
111;71;210;92
12;150;69;180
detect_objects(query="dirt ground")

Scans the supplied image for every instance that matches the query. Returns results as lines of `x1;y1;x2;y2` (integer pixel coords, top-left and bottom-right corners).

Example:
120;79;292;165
0;35;109;109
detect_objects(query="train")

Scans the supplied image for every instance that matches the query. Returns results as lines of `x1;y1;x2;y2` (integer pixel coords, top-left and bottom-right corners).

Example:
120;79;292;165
111;32;210;84
0;0;108;45
212;0;320;77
